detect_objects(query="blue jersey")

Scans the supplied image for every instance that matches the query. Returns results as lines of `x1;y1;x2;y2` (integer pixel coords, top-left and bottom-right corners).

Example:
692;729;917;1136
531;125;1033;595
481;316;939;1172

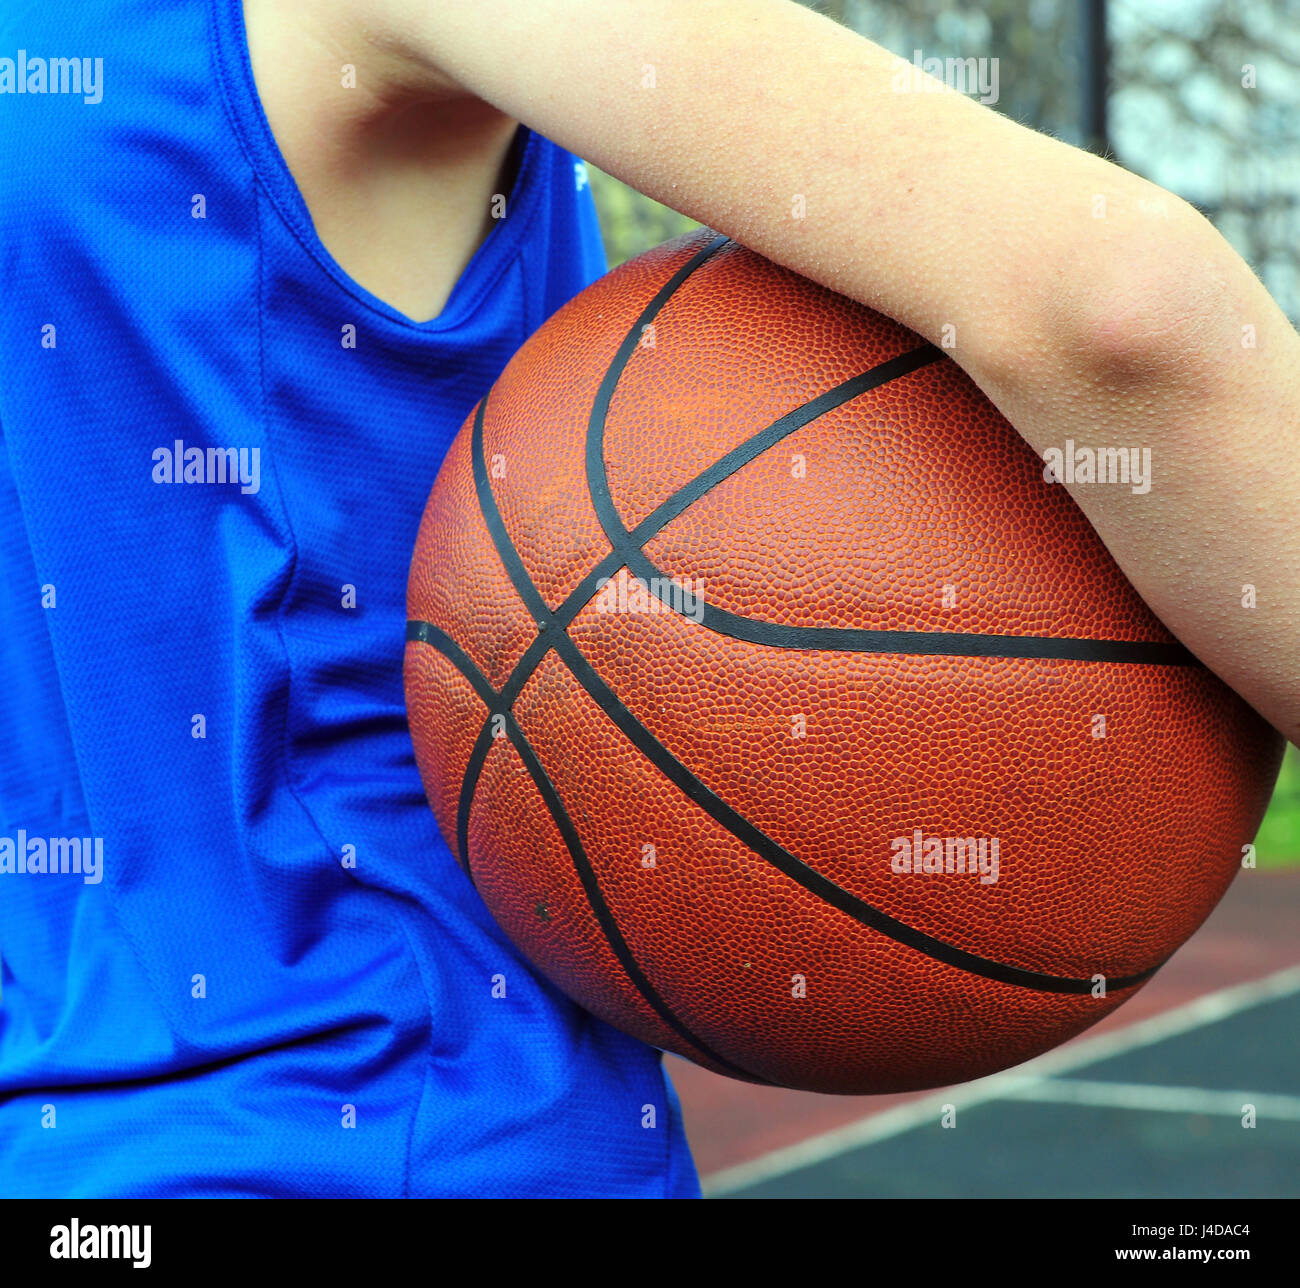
0;0;698;1198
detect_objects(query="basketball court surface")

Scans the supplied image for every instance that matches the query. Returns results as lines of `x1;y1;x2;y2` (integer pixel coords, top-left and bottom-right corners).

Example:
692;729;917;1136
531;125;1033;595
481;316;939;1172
672;868;1300;1198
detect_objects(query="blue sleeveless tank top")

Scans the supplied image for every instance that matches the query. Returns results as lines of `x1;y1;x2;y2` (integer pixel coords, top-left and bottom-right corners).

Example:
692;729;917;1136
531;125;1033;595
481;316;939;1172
0;0;698;1198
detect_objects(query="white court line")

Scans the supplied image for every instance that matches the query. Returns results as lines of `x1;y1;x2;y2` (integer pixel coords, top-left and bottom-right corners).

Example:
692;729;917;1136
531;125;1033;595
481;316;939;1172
1003;1078;1300;1120
702;962;1300;1196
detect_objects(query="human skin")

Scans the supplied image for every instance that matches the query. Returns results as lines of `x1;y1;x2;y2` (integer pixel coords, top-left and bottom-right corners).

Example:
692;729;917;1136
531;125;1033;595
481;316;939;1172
245;0;1300;744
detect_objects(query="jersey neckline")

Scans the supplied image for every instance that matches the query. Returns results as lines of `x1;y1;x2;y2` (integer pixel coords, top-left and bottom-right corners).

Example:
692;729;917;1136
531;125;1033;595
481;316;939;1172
209;0;544;334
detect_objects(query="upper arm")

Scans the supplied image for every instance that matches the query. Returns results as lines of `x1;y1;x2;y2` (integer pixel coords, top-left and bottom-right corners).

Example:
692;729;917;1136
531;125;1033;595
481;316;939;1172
362;0;1198;376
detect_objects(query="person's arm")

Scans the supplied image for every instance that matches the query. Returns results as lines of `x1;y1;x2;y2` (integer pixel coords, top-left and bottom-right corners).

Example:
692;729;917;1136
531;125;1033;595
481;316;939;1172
377;0;1300;741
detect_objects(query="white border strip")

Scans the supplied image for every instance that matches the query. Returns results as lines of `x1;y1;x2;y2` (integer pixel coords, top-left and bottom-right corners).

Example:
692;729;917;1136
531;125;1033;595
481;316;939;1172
702;963;1300;1196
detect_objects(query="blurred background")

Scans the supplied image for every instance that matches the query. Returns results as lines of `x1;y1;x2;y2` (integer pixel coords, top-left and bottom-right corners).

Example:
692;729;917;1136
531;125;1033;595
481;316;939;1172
582;0;1300;1197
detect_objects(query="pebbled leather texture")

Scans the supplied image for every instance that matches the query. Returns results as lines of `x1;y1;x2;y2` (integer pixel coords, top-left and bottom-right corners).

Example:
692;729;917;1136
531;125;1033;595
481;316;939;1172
404;230;1283;1094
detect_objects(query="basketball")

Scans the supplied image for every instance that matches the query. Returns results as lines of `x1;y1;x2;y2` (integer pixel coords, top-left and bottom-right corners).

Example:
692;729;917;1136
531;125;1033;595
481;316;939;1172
404;229;1283;1095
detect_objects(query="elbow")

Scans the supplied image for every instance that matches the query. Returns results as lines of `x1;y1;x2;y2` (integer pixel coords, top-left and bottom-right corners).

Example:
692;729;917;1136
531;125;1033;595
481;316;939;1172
1058;198;1242;393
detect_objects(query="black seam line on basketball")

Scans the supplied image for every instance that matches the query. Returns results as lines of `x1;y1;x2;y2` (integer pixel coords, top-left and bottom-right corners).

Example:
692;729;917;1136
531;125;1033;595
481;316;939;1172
545;626;1162;996
403;620;493;885
443;474;1162;992
504;715;766;1083
466;232;730;630
584;240;940;550
409;615;1163;997
582;279;1198;667
454;724;496;887
402;630;758;1079
406;620;497;706
407;404;615;881
450;240;1160;994
595;345;945;543
463;379;770;1074
471;396;554;626
624;545;1200;665
470;344;1003;719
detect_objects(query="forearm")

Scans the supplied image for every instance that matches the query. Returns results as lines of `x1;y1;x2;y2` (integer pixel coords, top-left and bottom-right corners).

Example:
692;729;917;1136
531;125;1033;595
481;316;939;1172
386;0;1300;739
985;250;1300;744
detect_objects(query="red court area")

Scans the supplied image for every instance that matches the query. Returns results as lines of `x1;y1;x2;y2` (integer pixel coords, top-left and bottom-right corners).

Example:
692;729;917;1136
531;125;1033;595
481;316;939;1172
670;868;1300;1184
